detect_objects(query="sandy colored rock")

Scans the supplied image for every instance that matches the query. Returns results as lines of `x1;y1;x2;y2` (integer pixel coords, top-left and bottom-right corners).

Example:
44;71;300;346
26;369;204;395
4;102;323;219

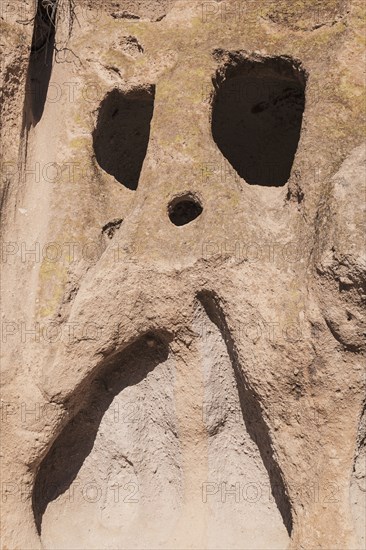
0;1;365;549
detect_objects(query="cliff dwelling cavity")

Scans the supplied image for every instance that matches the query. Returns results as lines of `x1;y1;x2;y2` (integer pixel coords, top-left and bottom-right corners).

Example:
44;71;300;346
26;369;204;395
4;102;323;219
211;53;306;187
93;86;155;190
168;194;203;226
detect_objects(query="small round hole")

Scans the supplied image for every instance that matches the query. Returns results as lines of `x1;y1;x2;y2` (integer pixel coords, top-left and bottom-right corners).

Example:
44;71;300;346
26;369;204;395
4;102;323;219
168;194;203;226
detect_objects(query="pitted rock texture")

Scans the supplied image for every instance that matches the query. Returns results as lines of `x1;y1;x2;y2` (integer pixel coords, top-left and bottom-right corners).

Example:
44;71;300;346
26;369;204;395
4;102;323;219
0;1;365;549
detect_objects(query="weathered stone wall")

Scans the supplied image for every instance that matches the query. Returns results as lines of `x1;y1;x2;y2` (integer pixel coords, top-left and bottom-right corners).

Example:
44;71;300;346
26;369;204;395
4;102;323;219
1;1;365;548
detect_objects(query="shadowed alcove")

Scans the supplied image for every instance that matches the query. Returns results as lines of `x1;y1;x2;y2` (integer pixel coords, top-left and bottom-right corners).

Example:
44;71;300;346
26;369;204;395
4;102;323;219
168;193;203;226
211;52;306;187
93;86;155;190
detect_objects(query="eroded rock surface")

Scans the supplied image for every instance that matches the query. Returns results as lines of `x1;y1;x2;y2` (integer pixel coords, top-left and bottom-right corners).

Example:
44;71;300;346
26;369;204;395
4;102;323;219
1;1;365;549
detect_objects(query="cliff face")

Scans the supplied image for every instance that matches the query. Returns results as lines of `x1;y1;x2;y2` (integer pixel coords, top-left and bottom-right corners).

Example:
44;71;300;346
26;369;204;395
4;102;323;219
1;1;365;549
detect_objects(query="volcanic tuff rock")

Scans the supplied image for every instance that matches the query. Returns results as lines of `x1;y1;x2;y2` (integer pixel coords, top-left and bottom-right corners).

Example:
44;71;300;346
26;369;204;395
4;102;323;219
0;1;365;549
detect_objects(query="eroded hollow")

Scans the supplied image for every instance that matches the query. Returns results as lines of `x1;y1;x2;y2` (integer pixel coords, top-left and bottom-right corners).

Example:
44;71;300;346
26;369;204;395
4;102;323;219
197;290;293;535
93;86;155;190
168;194;203;226
211;53;306;187
33;332;171;535
32;306;291;547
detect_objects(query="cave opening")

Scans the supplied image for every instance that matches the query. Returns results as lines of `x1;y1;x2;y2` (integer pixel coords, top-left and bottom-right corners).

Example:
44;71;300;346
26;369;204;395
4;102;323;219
211;54;306;187
168;194;203;226
93;86;155;190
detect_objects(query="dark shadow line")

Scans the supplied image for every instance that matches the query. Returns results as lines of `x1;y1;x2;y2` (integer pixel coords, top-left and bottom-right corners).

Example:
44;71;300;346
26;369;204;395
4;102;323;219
23;0;57;131
32;331;171;534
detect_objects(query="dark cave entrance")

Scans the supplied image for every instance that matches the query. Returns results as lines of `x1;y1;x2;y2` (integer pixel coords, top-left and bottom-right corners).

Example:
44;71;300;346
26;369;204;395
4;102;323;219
211;54;306;187
93;86;155;191
168;194;203;226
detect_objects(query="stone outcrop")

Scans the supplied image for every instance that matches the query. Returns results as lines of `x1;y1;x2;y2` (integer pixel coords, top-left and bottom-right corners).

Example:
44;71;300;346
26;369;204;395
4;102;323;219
1;1;365;548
